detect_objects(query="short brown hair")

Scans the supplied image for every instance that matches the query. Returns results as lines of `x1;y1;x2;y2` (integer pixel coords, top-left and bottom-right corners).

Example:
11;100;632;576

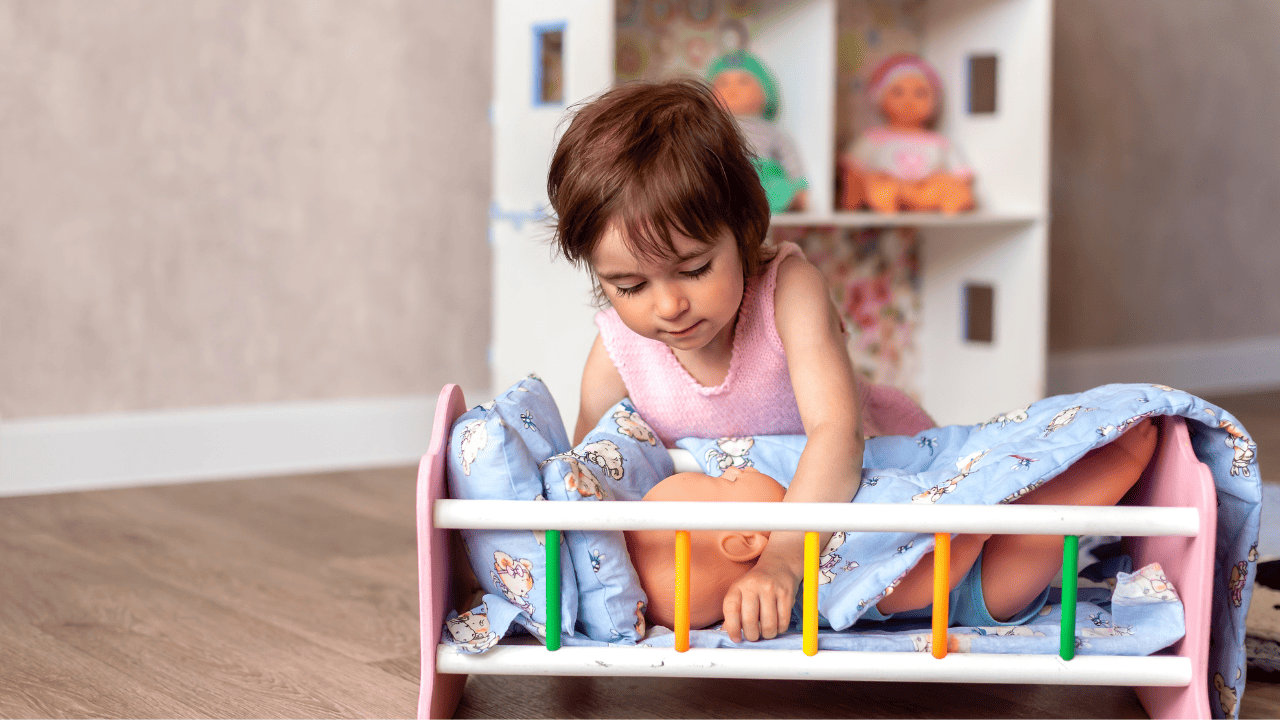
547;79;771;295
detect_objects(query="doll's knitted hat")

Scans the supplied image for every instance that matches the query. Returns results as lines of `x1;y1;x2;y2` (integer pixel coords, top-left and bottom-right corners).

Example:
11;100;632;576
867;53;944;105
705;50;779;121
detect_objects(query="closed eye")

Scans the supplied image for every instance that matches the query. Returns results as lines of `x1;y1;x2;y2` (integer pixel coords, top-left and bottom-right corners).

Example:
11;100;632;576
614;282;645;297
682;262;712;279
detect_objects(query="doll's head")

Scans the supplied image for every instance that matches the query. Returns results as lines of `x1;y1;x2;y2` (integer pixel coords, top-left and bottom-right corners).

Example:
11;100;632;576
547;80;771;304
624;467;786;629
705;51;779;120
867;53;945;129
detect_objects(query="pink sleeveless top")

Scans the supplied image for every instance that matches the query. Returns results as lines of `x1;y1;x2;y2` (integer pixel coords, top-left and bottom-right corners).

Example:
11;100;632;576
595;242;934;446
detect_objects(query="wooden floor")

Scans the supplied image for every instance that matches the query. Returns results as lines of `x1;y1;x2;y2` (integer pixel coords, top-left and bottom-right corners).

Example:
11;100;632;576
0;390;1275;719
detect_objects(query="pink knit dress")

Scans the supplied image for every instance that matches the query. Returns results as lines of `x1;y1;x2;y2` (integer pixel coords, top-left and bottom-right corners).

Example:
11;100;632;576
594;242;934;447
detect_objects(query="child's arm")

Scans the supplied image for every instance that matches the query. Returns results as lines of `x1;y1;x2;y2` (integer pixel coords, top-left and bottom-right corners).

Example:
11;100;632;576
574;334;630;445
721;254;865;642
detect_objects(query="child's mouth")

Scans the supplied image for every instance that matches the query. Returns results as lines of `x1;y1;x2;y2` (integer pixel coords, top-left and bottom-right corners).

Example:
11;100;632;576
668;320;703;337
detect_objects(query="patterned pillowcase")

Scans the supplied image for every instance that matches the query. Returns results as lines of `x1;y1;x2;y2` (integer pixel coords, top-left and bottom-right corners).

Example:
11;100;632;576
446;374;578;641
540;399;673;642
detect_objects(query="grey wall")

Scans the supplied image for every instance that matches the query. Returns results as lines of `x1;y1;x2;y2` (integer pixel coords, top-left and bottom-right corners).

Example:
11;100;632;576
0;0;492;419
1049;0;1280;352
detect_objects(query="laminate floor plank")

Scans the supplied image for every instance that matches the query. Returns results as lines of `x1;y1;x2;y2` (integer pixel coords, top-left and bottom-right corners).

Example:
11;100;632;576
0;525;417;719
4;479;418;665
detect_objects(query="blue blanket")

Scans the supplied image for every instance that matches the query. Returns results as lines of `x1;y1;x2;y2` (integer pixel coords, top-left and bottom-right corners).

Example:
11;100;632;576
444;383;1260;719
675;383;1260;719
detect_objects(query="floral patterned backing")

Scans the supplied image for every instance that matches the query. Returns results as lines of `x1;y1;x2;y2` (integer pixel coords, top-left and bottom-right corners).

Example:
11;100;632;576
773;225;923;400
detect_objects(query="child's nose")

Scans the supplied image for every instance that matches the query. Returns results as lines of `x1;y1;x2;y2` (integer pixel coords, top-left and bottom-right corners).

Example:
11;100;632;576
655;284;688;320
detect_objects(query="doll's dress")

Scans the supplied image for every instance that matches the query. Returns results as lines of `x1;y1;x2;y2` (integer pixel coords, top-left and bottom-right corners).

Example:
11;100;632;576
736;116;808;212
847;127;972;183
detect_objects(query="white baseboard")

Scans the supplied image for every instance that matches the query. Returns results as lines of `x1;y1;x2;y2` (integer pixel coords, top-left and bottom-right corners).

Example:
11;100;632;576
0;389;488;497
1047;335;1280;397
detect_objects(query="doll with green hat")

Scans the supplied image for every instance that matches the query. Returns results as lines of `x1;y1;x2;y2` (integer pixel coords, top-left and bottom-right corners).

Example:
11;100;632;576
706;50;808;212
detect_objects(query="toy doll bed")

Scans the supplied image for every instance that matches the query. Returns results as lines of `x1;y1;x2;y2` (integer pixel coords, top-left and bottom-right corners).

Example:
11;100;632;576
416;382;1258;720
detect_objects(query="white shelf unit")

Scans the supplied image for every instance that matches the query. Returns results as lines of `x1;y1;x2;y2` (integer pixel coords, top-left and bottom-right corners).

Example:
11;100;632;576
491;0;1052;427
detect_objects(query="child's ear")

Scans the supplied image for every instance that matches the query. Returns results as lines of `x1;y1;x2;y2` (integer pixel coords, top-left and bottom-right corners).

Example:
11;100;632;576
719;531;769;563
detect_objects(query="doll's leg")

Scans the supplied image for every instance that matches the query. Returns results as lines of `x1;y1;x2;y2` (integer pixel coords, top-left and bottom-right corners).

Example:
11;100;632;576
904;176;973;213
979;419;1159;621
839;162;864;210
875;532;991;615
864;174;902;214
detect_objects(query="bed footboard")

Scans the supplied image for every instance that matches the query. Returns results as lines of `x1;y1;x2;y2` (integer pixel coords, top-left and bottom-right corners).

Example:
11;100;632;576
1125;415;1215;720
417;384;469;720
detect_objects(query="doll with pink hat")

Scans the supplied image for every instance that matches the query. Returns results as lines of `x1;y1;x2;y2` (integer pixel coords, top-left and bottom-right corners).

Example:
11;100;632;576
840;53;975;214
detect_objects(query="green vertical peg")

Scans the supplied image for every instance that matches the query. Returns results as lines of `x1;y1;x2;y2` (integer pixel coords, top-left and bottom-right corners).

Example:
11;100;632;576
1059;534;1078;661
546;529;561;651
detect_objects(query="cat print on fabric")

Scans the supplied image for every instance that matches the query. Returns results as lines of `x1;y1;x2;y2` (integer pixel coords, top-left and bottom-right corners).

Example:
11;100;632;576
1214;671;1239;717
1229;560;1248;608
581;439;625;480
912;450;988;504
982;406;1029;429
613;403;659;446
706;436;755;471
1115;563;1179;604
1220;420;1257;477
1043;406;1085;437
445;605;501;653
458;420;488;476
552;455;606;500
818;532;846;584
491;550;537;615
1098;412;1155;439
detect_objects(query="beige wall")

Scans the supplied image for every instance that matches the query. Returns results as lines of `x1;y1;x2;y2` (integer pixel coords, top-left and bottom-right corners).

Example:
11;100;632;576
1049;0;1280;353
0;0;492;419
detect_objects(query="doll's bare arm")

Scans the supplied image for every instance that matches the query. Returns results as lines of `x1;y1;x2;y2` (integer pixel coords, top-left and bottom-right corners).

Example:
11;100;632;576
574;334;630;445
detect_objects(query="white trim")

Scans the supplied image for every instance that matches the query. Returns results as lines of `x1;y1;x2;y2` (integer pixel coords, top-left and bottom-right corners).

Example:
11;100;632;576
438;645;1192;687
1047;335;1280;397
0;389;487;497
434;498;1199;537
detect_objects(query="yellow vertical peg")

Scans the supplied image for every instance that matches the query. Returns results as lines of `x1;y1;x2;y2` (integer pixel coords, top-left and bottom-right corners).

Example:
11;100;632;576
803;531;819;656
675;530;690;653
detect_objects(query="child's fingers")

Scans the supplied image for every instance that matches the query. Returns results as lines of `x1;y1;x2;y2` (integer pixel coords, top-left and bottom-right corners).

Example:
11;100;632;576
775;591;795;638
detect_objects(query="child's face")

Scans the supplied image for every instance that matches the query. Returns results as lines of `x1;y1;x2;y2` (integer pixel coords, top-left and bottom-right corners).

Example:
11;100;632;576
591;225;744;355
711;69;766;117
879;72;936;128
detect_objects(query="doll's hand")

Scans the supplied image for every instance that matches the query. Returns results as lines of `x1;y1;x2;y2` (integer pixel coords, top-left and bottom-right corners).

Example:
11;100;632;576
722;554;801;642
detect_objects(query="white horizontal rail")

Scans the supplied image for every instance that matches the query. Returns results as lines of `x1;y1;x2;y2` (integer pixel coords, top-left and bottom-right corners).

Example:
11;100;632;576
434;499;1198;537
437;645;1191;686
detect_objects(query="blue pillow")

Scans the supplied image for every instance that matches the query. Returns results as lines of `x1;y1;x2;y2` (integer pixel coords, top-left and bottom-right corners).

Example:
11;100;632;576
540;399;673;642
446;375;578;641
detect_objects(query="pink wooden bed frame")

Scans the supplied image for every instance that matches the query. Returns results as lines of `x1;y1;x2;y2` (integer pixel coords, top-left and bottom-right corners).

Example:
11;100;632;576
416;384;1216;719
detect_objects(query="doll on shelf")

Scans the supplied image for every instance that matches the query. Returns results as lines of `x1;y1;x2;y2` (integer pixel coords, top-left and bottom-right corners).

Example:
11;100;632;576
841;53;975;214
706;50;808;213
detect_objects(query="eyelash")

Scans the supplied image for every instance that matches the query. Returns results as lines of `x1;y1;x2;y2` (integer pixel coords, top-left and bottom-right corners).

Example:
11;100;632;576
612;262;712;298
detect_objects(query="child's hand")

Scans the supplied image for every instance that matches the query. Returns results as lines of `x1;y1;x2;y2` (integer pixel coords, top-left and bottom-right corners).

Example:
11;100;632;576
721;554;801;642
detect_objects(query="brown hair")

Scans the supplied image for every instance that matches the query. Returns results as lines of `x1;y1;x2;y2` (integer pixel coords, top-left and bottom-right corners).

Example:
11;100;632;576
547;79;771;299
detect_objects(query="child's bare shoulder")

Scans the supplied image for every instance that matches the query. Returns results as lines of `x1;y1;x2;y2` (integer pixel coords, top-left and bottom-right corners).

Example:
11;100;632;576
774;251;831;306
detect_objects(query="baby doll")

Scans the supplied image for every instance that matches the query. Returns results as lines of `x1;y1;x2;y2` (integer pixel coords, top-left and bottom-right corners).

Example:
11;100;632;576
627;419;1157;633
706;51;808;213
840;53;975;214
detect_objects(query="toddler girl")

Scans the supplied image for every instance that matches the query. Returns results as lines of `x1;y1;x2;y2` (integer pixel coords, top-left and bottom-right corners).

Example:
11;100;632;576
547;79;933;643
